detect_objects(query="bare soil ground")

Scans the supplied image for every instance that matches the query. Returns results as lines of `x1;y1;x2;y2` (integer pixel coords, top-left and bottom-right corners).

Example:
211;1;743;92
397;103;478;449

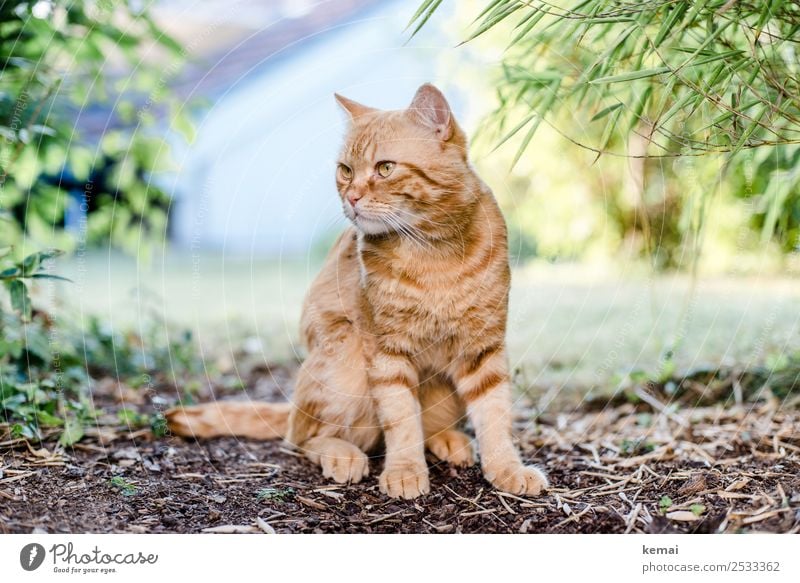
1;366;799;534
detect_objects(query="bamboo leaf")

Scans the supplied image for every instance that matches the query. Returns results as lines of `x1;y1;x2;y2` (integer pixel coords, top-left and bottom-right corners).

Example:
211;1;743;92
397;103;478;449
510;115;544;170
755;0;784;35
627;85;653;132
591;50;742;86
591;102;623;122
464;1;523;43
580;17;636;24
659;90;701;126
406;0;437;30
406;0;443;38
697;99;762;133
509;7;546;46
492;111;538;152
597;106;623;156
653;1;689;48
581;23;638;82
674;0;710;37
510;79;561;170
730;103;769;156
591;67;671;84
473;0;509;25
673;18;735;73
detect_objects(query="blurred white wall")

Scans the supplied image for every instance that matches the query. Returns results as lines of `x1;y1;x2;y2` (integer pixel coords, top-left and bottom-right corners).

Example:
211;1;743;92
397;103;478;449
169;0;452;256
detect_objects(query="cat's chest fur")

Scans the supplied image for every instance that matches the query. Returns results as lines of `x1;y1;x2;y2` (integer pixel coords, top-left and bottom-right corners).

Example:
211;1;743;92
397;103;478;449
357;225;509;351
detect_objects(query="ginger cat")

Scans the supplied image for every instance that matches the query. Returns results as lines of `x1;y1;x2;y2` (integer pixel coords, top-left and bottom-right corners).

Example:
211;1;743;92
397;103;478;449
166;84;548;500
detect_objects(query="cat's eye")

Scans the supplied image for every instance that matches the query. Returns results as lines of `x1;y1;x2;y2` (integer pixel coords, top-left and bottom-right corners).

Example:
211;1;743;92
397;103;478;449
338;164;353;181
376;161;395;178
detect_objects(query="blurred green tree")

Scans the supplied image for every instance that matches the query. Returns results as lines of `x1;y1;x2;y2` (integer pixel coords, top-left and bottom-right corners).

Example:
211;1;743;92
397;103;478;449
412;0;800;268
0;0;190;258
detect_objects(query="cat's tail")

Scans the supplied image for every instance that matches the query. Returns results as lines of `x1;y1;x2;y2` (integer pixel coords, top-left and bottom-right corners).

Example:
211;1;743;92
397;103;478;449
165;401;291;440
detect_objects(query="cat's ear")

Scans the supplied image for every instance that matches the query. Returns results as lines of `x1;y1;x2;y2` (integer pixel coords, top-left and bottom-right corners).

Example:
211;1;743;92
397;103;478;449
407;83;453;141
334;93;377;120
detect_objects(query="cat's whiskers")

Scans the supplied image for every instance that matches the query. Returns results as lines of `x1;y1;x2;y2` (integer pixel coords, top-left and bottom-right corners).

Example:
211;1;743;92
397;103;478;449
323;210;347;231
382;214;427;248
380;202;469;255
380;203;450;229
392;199;468;235
381;212;435;251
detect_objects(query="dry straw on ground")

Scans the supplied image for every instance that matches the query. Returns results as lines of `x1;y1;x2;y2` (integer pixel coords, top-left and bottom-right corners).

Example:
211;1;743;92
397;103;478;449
1;363;799;533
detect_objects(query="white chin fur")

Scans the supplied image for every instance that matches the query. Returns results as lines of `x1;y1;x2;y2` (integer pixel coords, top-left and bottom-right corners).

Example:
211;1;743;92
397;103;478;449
353;215;391;235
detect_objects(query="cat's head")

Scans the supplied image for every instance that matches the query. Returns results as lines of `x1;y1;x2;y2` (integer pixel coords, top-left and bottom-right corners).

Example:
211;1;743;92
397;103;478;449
334;83;476;238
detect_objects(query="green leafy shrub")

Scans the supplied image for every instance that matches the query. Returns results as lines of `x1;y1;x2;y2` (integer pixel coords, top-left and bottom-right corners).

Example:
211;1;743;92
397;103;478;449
0;0;188;255
1;248;92;443
0;1;193;443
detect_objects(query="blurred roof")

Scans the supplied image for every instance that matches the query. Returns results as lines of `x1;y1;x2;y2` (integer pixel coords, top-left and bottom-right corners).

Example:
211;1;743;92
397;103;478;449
78;0;383;138
155;0;383;98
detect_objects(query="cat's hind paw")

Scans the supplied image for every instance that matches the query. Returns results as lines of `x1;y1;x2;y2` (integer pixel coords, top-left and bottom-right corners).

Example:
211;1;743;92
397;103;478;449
319;446;370;484
426;429;475;467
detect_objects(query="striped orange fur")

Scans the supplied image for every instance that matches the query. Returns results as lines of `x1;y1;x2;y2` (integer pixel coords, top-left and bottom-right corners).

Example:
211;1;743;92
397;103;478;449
166;84;548;499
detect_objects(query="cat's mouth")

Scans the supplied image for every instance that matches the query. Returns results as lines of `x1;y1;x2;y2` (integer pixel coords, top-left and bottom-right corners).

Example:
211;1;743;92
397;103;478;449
343;205;389;235
352;213;391;235
343;202;399;235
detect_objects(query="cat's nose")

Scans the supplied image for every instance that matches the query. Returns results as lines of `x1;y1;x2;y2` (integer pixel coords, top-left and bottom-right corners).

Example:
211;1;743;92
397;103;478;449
347;191;363;207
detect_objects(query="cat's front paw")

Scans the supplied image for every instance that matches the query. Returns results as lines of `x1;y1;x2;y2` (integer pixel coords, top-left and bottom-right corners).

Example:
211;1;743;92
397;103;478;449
379;463;430;499
485;464;548;497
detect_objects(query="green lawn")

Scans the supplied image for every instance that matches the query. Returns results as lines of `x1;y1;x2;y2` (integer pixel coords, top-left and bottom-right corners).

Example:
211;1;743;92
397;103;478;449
46;249;800;399
508;264;799;399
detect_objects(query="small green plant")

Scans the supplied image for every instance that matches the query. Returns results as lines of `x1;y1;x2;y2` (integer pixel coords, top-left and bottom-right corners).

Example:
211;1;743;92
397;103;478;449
621;438;656;456
0;1;199;448
690;504;706;516
1;259;212;446
81;314;206;383
1;248;69;321
117;408;149;428
659;496;673;513
256;487;295;502
0;247;93;444
109;476;138;497
150;413;169;438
